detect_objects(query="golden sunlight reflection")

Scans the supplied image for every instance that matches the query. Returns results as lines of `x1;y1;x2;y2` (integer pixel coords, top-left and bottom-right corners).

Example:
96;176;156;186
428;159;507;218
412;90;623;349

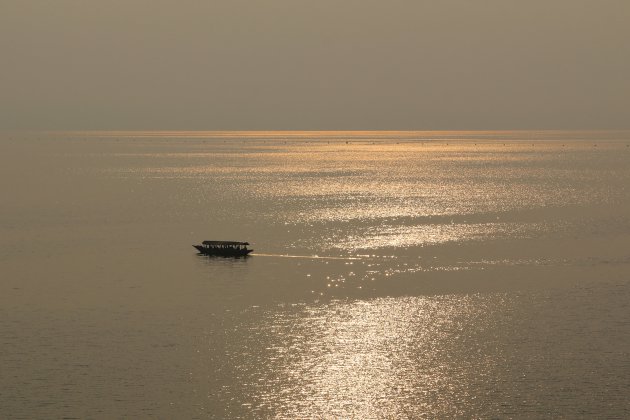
224;295;513;418
324;221;561;250
94;135;625;254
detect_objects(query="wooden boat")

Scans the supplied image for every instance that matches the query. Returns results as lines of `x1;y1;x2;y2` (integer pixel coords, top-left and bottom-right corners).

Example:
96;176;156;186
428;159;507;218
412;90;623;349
193;240;253;257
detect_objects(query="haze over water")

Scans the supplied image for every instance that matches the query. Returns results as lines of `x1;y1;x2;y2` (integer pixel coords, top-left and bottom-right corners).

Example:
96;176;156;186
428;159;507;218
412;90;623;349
1;131;629;418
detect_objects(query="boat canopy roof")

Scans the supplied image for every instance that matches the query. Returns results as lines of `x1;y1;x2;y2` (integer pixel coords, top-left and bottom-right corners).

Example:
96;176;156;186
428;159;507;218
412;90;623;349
202;240;250;246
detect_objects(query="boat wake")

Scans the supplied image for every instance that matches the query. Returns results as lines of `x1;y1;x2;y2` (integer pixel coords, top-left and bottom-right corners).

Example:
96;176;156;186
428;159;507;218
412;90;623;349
250;253;361;260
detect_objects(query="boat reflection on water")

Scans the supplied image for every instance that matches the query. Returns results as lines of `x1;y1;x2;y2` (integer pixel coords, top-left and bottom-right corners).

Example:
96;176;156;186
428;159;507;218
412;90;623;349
193;240;253;257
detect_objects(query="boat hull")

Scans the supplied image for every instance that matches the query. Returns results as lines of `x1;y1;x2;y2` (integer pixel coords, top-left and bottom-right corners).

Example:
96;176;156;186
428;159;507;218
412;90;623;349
193;245;253;257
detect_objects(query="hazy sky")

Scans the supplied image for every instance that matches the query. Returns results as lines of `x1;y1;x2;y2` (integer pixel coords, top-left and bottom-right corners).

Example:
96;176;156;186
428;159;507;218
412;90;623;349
1;1;629;130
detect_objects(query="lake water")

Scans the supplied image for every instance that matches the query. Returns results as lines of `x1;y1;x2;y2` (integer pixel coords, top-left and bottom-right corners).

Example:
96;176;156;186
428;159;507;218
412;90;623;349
1;131;629;418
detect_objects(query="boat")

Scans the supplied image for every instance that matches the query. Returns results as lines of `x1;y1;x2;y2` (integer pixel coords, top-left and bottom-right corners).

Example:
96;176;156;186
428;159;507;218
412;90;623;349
193;240;253;257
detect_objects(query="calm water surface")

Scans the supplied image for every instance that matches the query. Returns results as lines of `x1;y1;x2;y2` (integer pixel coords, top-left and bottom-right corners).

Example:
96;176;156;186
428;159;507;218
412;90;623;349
1;131;629;418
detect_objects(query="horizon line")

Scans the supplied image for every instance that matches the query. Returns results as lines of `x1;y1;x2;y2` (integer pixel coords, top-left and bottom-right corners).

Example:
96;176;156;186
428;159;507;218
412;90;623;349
6;129;630;135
